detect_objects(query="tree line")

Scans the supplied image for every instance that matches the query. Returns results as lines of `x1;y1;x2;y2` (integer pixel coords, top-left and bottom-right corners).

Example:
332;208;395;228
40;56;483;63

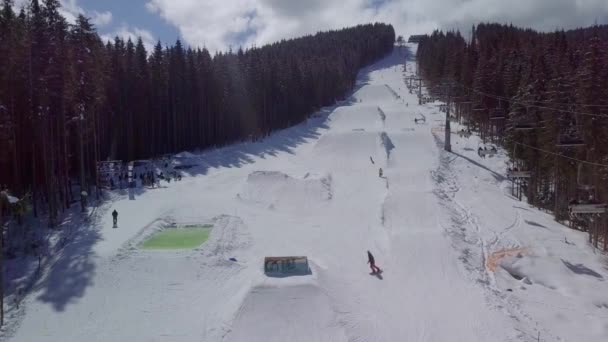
0;0;395;227
416;23;608;250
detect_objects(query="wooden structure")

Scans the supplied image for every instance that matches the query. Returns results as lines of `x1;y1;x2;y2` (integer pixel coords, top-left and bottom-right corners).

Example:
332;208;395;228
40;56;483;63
96;160;123;189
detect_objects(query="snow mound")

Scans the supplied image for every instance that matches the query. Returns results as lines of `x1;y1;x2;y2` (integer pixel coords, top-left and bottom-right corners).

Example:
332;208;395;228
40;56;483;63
327;105;383;132
225;285;347;342
313;131;384;167
239;171;332;211
351;84;396;104
499;253;606;296
204;215;251;260
1;191;19;204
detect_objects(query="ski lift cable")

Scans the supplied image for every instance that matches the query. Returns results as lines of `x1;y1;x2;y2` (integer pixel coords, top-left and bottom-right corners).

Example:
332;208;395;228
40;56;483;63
441;82;608;108
509;140;608;168
468;88;607;118
453;85;608;118
427;84;608;167
474;89;607;118
474;89;608;109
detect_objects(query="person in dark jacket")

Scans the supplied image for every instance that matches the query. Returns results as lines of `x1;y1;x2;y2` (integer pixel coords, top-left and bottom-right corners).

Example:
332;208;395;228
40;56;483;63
112;210;118;228
367;250;381;274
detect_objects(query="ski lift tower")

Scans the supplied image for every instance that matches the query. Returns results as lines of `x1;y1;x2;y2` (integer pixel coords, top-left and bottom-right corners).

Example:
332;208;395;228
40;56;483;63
434;82;455;152
489;100;507;142
507;144;532;200
554;112;592;219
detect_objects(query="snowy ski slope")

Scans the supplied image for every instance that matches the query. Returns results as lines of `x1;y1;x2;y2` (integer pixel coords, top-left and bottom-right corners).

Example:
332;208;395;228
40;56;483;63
5;45;608;342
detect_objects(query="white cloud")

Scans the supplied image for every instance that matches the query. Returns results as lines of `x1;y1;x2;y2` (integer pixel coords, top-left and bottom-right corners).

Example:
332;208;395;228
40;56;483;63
145;0;608;52
59;0;85;24
12;0;85;24
12;0;114;28
91;10;113;27
12;0;29;11
101;25;156;53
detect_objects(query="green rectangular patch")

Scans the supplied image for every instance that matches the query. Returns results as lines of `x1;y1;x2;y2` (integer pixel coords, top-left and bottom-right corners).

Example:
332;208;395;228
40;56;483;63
141;226;211;250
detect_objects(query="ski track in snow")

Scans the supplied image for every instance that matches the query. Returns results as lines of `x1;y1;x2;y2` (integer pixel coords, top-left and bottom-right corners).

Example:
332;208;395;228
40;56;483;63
4;44;608;342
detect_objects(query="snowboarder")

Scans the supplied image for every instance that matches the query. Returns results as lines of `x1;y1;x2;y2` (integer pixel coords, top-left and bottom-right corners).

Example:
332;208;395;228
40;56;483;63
112;209;118;228
367;250;381;274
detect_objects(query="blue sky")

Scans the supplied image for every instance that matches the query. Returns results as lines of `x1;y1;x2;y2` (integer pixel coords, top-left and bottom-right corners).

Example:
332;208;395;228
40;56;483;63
78;0;180;46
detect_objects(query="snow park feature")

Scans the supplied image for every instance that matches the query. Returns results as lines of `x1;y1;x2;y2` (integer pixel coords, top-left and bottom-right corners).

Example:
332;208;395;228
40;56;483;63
238;171;332;212
4;44;608;342
141;224;212;250
263;256;311;276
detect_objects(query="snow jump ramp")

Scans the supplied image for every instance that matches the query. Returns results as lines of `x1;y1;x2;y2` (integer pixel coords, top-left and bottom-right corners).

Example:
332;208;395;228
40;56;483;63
264;256;311;277
225;284;347;342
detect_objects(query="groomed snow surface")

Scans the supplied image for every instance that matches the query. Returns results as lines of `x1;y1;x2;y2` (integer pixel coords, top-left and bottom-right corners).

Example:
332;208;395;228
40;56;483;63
4;45;608;342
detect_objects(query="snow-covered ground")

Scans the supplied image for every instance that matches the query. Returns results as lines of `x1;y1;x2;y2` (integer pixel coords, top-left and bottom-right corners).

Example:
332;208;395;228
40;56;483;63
4;45;608;342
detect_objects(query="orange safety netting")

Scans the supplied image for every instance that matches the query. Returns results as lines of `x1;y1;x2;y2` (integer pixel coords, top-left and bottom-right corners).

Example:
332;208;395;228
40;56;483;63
486;247;528;272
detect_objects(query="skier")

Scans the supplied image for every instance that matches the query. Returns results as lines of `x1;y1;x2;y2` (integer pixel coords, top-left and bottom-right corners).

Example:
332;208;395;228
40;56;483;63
370;156;375;164
379;168;383;178
367;250;381;274
112;209;118;228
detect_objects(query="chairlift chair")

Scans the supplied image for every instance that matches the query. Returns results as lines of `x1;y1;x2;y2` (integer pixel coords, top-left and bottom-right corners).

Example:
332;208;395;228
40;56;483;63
514;123;537;131
506;168;532;179
556;134;585;148
473;106;486;114
490;108;506;120
569;202;607;215
568;165;606;214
